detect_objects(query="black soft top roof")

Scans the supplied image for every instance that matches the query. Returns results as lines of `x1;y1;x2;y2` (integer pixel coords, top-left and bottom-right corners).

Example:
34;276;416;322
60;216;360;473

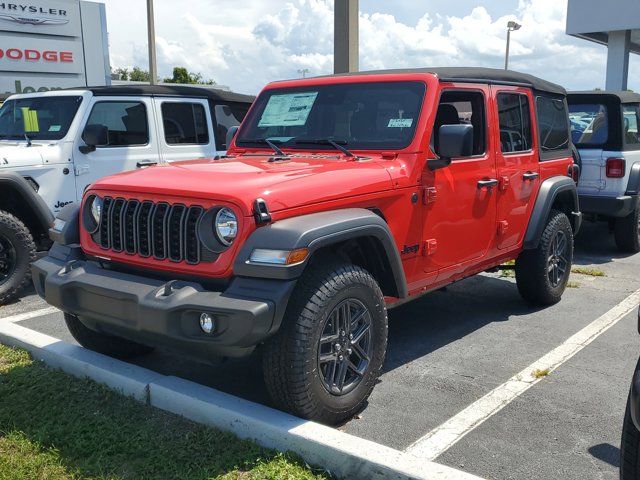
310;67;566;96
70;85;254;104
568;90;640;104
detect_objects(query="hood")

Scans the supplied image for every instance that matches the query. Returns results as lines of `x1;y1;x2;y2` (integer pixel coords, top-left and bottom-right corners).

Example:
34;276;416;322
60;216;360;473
91;154;395;215
0;142;45;168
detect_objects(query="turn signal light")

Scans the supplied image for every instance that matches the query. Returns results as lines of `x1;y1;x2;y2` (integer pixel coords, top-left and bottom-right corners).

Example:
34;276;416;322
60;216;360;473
606;158;625;178
249;247;309;265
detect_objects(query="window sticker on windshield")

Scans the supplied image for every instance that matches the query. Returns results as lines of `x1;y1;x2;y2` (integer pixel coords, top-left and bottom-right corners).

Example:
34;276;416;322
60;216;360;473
48;125;61;132
20;107;40;132
258;92;319;127
387;118;413;128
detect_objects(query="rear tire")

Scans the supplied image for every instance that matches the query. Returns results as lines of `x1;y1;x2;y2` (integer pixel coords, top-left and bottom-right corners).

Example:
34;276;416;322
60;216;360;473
262;261;387;425
614;201;640;253
64;313;154;359
621;390;640;479
0;211;36;305
515;210;573;306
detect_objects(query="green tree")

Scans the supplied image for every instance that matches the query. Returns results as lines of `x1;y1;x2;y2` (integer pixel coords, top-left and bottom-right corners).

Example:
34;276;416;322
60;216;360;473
111;67;129;80
129;66;151;82
163;67;215;85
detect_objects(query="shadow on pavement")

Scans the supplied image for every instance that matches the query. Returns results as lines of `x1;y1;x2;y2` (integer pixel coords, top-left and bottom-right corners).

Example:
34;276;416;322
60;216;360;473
588;443;620;468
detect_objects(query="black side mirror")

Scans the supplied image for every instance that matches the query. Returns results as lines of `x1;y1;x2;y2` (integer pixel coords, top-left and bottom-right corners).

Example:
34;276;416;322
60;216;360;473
225;125;239;150
428;124;474;171
80;124;109;153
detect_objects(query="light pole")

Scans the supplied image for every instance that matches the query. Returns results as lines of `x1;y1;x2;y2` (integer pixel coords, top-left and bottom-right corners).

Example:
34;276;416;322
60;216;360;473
298;68;310;78
504;20;522;70
146;0;157;84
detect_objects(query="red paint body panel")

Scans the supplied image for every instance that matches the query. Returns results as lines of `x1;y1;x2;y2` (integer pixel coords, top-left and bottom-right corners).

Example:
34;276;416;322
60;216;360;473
81;71;574;300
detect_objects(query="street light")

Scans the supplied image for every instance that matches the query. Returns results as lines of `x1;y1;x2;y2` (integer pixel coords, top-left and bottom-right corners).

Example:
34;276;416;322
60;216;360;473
504;20;522;70
146;0;157;84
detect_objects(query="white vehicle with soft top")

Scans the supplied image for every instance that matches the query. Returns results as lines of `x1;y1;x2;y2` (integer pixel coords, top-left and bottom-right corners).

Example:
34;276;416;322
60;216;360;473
0;85;253;303
568;91;640;252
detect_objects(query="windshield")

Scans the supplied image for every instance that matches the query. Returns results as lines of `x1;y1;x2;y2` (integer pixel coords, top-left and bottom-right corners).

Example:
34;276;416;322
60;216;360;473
237;81;426;150
568;103;608;146
0;96;83;141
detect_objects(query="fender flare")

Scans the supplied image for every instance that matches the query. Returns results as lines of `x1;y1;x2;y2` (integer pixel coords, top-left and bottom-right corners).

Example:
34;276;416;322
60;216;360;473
523;176;580;250
0;171;54;233
234;208;408;298
626;162;640;196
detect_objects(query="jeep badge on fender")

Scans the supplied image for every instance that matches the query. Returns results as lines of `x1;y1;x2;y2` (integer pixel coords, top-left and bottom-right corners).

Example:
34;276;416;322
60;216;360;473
32;67;582;425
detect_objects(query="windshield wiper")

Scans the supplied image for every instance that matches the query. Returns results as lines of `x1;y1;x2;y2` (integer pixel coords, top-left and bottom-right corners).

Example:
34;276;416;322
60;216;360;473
239;138;288;157
24;133;32;147
294;138;355;158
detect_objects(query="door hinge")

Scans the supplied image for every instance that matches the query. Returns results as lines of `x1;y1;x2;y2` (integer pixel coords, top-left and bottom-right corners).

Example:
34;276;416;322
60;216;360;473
74;164;90;176
423;239;438;256
423;187;437;205
498;220;509;236
499;176;510;192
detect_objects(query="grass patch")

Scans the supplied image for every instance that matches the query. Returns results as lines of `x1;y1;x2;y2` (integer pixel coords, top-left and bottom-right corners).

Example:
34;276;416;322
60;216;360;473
571;266;606;277
0;344;330;480
500;260;516;278
566;281;580;288
532;368;551;379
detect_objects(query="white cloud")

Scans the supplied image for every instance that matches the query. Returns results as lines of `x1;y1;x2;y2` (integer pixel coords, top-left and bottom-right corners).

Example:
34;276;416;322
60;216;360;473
102;0;634;94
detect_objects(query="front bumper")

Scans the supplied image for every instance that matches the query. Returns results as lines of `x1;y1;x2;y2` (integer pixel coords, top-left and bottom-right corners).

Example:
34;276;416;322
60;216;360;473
579;193;638;218
31;244;296;360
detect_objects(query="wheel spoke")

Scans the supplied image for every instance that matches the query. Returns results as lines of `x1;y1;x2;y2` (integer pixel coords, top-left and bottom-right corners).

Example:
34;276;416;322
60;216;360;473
347;358;366;377
320;333;339;346
319;352;337;364
335;357;349;392
323;357;338;386
351;321;370;345
352;340;370;362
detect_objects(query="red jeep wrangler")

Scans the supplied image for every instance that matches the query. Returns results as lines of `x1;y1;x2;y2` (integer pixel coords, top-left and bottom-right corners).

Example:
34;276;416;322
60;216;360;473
33;68;581;424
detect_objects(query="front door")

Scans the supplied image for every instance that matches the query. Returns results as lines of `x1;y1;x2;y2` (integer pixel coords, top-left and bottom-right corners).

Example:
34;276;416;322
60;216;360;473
73;97;160;197
492;87;540;249
421;86;498;280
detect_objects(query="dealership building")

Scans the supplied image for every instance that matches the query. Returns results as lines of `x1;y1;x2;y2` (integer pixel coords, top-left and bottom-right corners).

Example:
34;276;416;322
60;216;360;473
0;0;110;95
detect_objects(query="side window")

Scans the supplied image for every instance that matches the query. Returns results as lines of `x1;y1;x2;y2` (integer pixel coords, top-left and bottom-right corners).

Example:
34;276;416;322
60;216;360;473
433;90;486;157
568;103;609;146
497;93;532;153
161;102;209;145
214;103;250;150
536;95;570;159
86;101;149;147
623;104;640;147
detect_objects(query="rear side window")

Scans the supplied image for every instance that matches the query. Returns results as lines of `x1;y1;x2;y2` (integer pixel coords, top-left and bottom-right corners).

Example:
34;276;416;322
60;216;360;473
623;104;640;147
536;95;570;159
569;103;609;146
86;101;149;147
161;102;209;145
497;93;532;153
213;103;250;150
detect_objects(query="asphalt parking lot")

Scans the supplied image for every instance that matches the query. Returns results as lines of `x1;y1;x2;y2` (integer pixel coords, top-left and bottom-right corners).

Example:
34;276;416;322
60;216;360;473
1;220;639;480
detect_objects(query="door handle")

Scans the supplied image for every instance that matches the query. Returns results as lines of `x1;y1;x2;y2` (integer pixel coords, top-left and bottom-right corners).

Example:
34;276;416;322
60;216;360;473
477;178;499;189
523;172;539;181
136;160;158;168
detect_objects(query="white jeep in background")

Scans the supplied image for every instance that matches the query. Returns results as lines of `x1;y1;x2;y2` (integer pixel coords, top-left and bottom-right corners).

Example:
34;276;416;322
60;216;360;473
568;91;640;252
0;85;253;304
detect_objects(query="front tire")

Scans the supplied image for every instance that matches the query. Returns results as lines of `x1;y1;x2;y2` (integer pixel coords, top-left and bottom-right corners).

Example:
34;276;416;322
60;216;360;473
614;201;640;253
262;262;387;425
621;391;640;479
0;211;36;305
515;210;573;306
64;313;154;359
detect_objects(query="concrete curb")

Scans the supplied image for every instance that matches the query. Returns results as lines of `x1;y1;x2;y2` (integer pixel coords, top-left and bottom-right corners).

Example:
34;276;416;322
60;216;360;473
0;321;485;480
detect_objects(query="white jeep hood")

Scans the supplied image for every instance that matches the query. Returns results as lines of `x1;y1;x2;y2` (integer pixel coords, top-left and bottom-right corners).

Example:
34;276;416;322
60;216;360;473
0;142;59;168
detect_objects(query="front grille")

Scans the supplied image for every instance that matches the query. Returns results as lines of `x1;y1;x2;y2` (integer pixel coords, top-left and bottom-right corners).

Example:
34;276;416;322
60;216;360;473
97;197;205;264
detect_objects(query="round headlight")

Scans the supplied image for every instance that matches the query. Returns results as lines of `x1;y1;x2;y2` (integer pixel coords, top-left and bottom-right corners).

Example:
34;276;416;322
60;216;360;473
215;208;238;246
90;196;103;224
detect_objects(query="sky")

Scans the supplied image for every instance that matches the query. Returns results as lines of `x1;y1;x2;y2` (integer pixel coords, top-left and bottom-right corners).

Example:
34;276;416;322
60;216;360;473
101;0;640;95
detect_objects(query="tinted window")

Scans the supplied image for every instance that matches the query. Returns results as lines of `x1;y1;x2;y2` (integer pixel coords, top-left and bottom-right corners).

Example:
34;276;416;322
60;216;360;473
86;101;148;146
536;95;570;154
433;90;486;157
161;102;209;145
568;103;608;146
237;82;425;150
623;104;640;146
497;93;532;153
214;103;249;149
0;96;82;141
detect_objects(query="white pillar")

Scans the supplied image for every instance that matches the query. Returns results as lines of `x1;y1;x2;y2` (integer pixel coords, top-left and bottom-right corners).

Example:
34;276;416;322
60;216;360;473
334;0;359;74
605;30;630;91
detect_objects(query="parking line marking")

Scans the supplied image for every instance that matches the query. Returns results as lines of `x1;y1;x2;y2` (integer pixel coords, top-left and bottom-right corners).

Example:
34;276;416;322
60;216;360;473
0;307;59;323
406;288;640;461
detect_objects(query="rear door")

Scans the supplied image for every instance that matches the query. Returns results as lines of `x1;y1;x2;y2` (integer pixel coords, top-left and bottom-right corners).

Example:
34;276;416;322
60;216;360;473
492;87;540;249
73;96;160;196
153;98;216;162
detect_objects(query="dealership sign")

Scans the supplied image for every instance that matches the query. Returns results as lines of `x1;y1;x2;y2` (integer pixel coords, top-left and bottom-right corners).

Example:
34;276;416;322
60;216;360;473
0;0;110;94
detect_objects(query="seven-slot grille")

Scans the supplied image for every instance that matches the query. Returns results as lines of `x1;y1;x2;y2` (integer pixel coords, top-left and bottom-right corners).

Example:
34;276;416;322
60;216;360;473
97;197;205;264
